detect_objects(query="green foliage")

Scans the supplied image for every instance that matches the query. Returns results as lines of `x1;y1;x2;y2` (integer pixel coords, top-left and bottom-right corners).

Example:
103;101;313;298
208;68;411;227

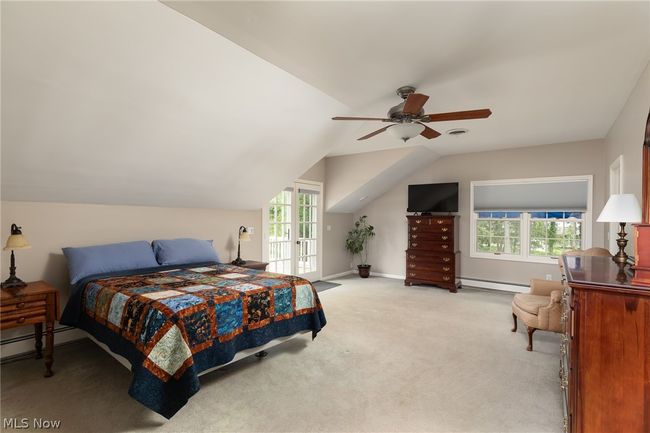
345;215;375;265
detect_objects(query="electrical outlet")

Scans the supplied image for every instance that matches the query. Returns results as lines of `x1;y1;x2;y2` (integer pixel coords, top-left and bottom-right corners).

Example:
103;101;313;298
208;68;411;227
247;227;255;235
545;274;552;280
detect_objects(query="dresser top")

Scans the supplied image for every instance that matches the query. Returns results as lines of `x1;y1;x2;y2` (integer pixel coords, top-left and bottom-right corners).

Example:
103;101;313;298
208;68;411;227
563;255;650;292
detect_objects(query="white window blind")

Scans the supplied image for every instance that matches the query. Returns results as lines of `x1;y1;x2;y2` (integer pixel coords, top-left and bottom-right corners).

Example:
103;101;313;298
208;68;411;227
473;179;589;212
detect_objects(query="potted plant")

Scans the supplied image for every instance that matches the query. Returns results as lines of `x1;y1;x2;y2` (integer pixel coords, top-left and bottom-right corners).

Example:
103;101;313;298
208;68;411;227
345;215;376;278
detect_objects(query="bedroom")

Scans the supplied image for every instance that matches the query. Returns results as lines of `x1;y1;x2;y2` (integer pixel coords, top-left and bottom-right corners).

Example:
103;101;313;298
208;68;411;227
1;1;649;432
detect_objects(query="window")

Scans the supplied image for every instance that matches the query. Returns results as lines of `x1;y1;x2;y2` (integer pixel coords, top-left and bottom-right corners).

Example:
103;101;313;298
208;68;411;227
470;176;592;263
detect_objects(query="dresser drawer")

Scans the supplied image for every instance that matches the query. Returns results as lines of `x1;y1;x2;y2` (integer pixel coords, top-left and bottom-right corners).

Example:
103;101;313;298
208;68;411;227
1;307;46;328
406;270;454;284
409;240;453;251
0;299;47;314
406;251;455;263
408;224;453;234
406;260;454;273
408;232;452;242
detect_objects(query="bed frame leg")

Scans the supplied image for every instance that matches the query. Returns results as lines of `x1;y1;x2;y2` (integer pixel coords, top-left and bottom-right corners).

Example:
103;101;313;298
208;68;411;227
255;350;268;359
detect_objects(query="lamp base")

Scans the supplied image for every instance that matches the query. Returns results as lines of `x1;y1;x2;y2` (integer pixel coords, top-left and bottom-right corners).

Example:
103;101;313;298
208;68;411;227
612;222;630;264
231;258;247;266
1;275;27;290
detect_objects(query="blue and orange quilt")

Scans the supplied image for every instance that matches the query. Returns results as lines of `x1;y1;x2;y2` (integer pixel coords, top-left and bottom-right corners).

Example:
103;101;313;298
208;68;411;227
60;263;326;418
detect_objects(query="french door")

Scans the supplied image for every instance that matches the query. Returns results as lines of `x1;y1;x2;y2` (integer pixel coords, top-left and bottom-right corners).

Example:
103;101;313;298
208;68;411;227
264;181;322;281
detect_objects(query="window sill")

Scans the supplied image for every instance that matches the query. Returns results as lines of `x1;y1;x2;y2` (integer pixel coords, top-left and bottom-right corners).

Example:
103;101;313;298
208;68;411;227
470;252;561;265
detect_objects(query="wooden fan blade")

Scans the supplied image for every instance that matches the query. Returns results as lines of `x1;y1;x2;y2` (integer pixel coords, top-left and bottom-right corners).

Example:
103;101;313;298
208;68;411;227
402;93;430;115
358;125;391;140
332;116;390;121
420;125;441;139
423;108;492;122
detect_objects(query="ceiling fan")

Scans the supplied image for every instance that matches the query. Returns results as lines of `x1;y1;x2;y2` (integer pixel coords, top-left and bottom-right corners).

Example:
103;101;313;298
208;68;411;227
332;86;492;142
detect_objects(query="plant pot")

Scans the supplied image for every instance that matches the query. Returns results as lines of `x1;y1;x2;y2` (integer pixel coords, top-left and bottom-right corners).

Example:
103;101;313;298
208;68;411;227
357;264;371;278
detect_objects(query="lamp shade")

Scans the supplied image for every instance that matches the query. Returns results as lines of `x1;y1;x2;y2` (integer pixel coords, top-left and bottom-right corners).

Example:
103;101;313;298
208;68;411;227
4;234;31;250
388;123;425;142
597;194;642;223
239;230;251;242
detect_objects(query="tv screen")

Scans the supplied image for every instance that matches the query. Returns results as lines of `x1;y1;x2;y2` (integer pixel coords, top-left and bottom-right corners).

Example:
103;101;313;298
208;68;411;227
408;183;459;213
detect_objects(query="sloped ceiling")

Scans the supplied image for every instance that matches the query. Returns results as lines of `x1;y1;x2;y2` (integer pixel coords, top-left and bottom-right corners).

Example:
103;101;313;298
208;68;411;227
1;1;348;209
165;1;650;156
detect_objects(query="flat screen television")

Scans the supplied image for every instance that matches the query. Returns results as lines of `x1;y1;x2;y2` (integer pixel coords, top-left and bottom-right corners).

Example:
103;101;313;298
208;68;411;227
407;182;459;213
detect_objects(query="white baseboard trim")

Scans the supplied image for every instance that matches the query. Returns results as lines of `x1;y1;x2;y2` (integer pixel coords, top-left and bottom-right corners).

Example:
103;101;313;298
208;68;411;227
460;278;526;293
321;270;354;280
1;327;85;359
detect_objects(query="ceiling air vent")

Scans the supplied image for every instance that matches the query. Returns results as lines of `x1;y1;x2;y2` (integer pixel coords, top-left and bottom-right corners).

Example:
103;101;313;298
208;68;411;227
446;128;469;136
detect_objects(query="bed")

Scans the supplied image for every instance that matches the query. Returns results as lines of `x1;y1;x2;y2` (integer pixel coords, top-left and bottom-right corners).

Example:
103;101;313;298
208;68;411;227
60;262;326;418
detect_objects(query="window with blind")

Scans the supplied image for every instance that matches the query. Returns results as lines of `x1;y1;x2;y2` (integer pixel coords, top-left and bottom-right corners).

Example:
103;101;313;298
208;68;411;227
470;176;592;263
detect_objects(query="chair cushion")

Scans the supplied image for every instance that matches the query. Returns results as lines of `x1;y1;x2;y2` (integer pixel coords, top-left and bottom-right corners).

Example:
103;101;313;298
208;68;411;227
513;294;549;316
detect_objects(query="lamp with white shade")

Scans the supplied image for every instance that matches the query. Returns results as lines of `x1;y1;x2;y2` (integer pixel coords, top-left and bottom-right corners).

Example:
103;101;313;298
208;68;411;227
597;194;642;264
2;223;31;289
231;226;251;266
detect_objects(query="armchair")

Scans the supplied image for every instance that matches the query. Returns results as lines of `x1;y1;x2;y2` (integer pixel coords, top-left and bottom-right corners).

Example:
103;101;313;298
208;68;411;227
511;279;564;351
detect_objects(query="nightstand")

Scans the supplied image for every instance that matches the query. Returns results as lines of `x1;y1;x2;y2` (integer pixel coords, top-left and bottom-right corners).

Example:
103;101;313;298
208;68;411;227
1;281;60;377
235;260;268;271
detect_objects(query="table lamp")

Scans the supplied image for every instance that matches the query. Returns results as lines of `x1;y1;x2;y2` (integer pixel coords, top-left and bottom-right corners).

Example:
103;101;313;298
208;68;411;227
2;224;31;289
231;226;251;266
597;194;642;264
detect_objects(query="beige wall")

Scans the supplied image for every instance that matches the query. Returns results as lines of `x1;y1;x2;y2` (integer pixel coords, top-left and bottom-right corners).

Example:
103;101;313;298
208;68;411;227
300;159;353;276
604;62;649;200
355;139;607;285
0;201;261;356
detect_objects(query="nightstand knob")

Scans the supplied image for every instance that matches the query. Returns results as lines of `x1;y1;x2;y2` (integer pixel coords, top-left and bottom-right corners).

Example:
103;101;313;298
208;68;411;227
17;302;25;309
17;317;25;324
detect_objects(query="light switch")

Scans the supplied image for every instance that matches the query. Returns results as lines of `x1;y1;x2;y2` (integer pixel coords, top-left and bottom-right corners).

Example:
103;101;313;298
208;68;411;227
247;227;255;234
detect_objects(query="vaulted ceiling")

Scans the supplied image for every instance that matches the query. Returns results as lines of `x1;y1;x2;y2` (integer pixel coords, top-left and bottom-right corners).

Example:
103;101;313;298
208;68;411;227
2;1;649;210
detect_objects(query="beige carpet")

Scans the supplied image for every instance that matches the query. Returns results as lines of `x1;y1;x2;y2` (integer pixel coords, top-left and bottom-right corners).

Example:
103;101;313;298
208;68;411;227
1;277;561;433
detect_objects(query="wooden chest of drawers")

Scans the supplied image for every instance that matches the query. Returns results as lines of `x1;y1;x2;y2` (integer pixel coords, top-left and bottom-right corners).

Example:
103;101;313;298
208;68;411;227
404;215;460;292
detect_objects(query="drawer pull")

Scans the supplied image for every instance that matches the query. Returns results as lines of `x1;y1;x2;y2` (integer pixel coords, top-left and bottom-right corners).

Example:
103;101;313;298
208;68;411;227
443;266;450;272
409;264;416;268
441;235;448;240
443;257;451;262
441;244;449;249
17;317;26;324
409;255;416;259
436;220;444;224
415;219;422;224
17;302;25;309
442;276;451;281
442;227;448;232
412;242;418;247
411;227;418;232
409;272;416;277
411;234;418;239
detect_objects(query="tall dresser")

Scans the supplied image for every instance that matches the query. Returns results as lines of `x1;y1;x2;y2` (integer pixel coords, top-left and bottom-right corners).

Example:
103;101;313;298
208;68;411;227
404;215;460;292
561;255;650;433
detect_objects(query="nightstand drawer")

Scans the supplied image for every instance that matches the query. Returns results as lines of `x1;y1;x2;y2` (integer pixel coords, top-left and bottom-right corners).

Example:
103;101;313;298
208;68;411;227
1;299;47;314
1;308;46;328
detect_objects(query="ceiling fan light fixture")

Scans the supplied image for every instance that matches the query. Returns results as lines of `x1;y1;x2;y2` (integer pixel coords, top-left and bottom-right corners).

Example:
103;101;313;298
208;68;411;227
389;122;425;142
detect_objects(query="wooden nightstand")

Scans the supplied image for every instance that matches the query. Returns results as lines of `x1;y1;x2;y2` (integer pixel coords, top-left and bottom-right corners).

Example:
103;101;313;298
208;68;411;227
1;281;60;377
235;261;268;271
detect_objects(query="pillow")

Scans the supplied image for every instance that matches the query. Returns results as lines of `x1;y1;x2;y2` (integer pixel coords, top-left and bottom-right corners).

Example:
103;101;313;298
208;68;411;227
62;241;159;285
152;238;220;266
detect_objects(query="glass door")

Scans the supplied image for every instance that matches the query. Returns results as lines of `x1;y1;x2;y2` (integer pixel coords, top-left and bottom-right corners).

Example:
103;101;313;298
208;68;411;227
265;182;322;281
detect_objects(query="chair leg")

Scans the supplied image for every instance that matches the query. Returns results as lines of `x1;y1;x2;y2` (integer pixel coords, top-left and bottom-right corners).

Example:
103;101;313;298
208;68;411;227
511;313;517;332
526;327;536;351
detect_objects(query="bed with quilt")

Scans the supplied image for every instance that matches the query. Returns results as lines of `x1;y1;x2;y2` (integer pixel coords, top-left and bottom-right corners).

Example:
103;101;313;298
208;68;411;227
60;261;326;418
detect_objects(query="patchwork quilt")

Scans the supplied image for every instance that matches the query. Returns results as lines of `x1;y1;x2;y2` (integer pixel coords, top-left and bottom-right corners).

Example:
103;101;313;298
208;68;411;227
60;263;326;418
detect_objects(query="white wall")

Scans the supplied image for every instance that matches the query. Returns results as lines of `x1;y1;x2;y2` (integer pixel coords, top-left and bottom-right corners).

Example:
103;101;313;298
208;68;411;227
355;139;607;286
0;201;261;357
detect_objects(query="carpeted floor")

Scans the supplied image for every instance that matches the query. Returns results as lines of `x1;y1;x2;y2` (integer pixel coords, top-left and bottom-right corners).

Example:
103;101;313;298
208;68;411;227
1;277;561;433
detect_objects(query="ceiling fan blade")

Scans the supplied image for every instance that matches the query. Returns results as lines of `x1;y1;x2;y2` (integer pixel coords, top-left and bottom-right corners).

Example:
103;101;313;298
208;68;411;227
402;93;430;115
423;108;492;122
358;125;391;140
420;125;441;139
332;116;390;121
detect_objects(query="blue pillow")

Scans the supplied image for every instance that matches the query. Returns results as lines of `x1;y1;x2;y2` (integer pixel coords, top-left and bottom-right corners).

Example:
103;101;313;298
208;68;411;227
62;241;159;285
152;238;220;266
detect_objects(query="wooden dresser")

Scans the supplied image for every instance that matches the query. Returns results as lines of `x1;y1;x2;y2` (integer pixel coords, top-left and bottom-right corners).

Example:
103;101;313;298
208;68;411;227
404;215;460;292
561;255;649;433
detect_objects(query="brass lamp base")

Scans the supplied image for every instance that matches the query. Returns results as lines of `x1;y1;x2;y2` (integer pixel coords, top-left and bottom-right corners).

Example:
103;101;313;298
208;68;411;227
612;222;630;264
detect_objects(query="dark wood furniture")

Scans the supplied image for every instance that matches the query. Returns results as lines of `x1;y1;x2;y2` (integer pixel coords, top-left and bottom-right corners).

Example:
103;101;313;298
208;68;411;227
234;260;268;271
632;110;650;284
0;281;60;377
404;215;460;292
561;255;649;433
